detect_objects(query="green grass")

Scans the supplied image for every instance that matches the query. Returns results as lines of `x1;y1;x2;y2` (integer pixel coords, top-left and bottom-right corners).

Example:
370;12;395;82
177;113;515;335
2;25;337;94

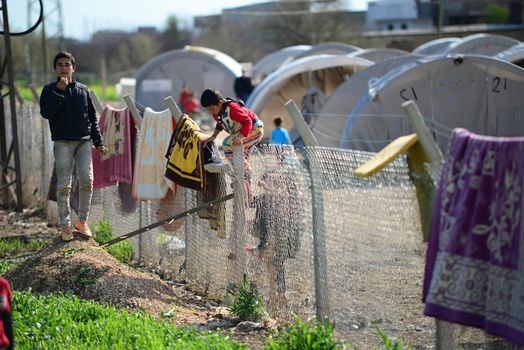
92;218;134;264
0;238;47;258
264;317;346;350
13;290;247;350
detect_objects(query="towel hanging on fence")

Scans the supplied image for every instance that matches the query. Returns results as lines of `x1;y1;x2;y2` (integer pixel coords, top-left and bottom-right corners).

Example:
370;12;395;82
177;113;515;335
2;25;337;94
164;114;208;191
93;106;135;189
423;128;524;345
132;107;174;200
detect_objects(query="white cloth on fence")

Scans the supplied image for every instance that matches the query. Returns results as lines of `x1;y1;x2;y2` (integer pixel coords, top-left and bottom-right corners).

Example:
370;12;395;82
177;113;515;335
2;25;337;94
132;107;174;200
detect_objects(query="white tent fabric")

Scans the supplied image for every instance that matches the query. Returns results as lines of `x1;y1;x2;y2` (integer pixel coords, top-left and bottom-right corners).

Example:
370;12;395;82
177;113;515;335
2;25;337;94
293;42;361;61
494;43;524;67
347;48;410;63
314;54;424;147
412;37;460;55
135;46;242;110
444;34;520;56
252;45;312;84
342;55;524;152
246;55;373;138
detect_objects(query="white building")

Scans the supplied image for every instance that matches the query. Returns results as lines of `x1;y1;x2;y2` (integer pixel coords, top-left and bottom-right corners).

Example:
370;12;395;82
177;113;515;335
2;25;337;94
366;0;434;31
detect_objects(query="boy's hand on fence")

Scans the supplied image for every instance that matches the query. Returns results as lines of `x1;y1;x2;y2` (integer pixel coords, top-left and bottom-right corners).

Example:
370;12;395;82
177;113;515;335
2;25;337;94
244;244;264;261
203;135;216;145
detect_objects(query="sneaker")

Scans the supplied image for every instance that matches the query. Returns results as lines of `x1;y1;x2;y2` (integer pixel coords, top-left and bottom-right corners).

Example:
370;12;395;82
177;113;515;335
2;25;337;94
74;221;92;238
204;162;234;175
60;225;73;242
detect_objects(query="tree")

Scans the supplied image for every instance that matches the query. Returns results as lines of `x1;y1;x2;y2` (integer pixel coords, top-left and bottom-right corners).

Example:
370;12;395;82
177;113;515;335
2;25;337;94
161;15;190;51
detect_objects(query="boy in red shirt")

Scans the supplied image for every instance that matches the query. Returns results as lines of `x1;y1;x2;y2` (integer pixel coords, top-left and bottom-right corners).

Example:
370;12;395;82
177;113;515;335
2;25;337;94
200;89;263;200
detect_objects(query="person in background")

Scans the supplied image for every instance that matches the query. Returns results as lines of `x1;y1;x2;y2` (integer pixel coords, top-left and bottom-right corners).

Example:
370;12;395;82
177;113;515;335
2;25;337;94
233;69;254;103
245;168;305;308
40;51;107;242
179;83;193;112
269;117;291;145
0;277;13;350
181;92;201;115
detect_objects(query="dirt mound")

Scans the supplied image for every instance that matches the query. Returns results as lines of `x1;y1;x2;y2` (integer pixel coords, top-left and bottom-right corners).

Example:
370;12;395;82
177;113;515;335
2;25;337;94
5;236;209;324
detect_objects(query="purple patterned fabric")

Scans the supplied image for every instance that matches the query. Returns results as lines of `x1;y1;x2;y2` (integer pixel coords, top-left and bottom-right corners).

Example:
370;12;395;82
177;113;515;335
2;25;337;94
423;128;524;345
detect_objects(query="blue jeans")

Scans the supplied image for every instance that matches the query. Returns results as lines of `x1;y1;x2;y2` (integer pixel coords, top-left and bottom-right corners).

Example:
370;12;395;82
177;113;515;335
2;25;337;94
53;140;93;227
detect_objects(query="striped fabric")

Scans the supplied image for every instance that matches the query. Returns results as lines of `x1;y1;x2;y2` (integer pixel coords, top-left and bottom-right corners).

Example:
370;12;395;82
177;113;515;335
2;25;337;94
223;126;263;160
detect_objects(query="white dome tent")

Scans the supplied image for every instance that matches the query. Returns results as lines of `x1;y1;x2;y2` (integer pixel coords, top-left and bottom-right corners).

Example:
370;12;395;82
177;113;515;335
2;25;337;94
134;46;242;110
347;48;410;63
444;34;520;56
252;45;312;84
412;37;460;55
314;54;424;147
292;42;361;61
494;43;524;68
342;55;524;152
246;55;373;138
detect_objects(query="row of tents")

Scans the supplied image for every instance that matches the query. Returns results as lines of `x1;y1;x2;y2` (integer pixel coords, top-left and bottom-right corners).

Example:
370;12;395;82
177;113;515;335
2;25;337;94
134;33;524;152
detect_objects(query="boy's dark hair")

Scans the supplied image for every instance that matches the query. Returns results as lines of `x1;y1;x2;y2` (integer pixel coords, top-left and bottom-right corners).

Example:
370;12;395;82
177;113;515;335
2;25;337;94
200;89;224;107
53;52;76;69
274;117;282;127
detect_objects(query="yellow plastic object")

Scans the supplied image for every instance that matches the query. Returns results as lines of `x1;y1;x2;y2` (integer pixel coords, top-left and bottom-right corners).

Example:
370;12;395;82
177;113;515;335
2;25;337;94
354;133;419;177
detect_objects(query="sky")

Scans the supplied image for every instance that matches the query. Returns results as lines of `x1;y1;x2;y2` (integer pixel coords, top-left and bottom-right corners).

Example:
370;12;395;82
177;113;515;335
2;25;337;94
7;0;370;40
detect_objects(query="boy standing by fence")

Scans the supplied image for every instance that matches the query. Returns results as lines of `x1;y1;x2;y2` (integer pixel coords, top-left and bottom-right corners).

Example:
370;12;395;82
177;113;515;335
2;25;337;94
40;52;107;241
200;88;263;201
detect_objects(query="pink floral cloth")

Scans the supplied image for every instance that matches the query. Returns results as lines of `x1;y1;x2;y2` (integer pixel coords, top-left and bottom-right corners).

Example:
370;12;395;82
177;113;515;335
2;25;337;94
92;106;135;189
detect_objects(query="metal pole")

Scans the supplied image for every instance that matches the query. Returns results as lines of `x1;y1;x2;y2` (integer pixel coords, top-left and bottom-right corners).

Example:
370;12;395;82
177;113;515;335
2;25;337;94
41;14;49;83
2;0;24;211
285;99;330;321
437;0;444;38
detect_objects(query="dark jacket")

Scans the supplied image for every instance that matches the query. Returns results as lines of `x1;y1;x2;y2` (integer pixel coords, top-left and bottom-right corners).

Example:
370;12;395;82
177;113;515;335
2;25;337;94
40;80;103;147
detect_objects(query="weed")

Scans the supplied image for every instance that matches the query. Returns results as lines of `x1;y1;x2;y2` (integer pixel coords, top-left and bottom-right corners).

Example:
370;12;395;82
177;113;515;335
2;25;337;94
228;273;266;322
374;324;406;350
263;316;346;350
73;266;97;287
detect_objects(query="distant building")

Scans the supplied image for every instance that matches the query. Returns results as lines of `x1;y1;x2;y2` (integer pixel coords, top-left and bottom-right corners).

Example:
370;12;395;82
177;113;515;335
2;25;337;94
194;1;365;33
366;0;522;32
366;0;433;31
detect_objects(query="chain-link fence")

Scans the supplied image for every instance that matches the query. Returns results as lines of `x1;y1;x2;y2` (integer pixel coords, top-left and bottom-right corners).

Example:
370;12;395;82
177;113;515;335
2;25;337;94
4;101;523;349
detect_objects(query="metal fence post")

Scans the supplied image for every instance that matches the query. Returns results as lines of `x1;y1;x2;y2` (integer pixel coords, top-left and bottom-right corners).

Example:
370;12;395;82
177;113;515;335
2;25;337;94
285;99;330;322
